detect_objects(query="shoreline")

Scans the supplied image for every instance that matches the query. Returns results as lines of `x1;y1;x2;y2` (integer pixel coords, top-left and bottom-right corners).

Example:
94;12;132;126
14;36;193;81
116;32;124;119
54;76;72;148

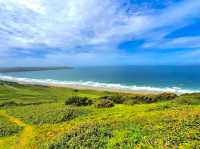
48;83;162;95
0;76;160;95
0;75;197;95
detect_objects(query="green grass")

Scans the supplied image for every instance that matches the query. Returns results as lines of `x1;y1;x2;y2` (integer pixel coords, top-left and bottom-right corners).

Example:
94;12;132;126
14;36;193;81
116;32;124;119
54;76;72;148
175;93;200;105
0;116;23;137
0;80;200;149
0;80;110;107
6;104;82;125
48;123;113;149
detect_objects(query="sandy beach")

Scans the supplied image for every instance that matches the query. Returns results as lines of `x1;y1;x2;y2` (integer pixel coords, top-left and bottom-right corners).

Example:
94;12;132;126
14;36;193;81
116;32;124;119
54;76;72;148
48;83;161;94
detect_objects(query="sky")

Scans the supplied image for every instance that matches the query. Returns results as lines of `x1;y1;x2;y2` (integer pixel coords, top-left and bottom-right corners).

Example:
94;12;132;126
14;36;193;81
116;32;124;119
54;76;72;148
0;0;200;66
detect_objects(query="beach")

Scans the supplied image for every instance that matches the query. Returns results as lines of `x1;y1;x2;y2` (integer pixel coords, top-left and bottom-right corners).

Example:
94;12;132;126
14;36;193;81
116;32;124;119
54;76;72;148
0;75;159;94
0;75;191;95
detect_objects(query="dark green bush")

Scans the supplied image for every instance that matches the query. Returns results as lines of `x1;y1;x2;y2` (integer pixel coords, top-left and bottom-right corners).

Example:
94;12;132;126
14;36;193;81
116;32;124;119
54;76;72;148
128;95;156;104
100;95;125;104
65;96;92;106
48;123;112;149
95;100;114;108
73;89;79;92
154;92;177;101
143;96;156;103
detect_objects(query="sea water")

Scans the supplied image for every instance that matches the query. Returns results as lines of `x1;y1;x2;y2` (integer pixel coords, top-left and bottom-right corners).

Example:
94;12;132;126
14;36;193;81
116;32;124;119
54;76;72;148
1;65;200;93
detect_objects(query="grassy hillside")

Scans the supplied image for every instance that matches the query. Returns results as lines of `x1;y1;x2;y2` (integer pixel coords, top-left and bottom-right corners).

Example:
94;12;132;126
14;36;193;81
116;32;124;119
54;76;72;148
0;80;199;149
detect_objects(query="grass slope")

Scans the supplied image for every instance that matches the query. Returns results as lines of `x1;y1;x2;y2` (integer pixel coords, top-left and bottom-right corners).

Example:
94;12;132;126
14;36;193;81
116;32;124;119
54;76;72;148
0;80;199;149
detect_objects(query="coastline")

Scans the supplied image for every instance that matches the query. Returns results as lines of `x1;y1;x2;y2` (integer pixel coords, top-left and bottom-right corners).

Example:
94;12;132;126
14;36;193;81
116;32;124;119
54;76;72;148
0;66;71;73
0;76;160;95
0;75;197;95
47;82;162;95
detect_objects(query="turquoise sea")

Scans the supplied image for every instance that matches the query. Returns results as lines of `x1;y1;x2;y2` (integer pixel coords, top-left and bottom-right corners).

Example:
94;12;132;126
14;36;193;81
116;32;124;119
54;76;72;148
1;66;200;93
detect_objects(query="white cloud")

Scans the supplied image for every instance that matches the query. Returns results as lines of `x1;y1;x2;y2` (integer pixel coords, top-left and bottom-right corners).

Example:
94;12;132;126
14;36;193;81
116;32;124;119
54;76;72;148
0;0;200;65
0;0;124;49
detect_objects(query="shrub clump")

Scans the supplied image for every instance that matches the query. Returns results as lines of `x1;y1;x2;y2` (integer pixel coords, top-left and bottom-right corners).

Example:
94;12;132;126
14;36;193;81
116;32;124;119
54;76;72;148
95;100;114;108
125;93;178;105
65;96;92;106
125;95;155;105
100;95;125;104
154;92;177;101
175;93;200;105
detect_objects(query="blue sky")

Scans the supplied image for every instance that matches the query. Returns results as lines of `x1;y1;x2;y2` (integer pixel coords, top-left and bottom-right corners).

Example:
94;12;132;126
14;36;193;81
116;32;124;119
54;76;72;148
0;0;200;66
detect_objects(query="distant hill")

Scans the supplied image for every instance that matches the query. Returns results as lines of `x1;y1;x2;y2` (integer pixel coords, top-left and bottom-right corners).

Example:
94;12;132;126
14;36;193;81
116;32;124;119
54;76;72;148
0;66;72;73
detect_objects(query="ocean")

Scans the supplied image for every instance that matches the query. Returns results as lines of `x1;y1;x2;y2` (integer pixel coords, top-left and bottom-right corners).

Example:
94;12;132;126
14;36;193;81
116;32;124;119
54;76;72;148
0;65;200;93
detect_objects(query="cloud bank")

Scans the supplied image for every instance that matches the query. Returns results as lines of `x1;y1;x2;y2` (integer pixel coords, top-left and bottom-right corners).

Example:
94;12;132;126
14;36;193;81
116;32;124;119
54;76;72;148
0;0;200;66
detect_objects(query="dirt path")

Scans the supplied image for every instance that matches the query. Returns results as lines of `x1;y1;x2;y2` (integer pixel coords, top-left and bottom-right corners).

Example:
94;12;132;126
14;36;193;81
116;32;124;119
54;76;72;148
0;110;34;149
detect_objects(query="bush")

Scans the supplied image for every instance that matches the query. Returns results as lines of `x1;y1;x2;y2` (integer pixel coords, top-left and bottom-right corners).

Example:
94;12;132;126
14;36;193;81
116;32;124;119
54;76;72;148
100;95;125;104
123;96;142;105
95;100;114;108
143;96;156;103
73;89;79;92
155;92;177;101
124;95;160;105
65;96;92;106
175;94;200;105
125;93;177;105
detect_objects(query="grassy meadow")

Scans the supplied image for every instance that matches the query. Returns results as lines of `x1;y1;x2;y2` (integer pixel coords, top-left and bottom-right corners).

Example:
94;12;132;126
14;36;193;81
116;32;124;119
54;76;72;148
0;80;199;149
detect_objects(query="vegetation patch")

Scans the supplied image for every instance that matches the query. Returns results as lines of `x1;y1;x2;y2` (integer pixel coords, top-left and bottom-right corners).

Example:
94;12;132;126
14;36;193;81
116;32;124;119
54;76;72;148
65;96;93;106
107;123;146;149
7;104;79;124
175;93;200;105
48;123;113;149
123;95;155;104
0;116;22;137
147;102;178;111
95;99;114;108
154;92;177;101
161;113;200;148
0;101;18;107
0;81;200;149
124;92;177;105
100;95;125;104
0;100;55;108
